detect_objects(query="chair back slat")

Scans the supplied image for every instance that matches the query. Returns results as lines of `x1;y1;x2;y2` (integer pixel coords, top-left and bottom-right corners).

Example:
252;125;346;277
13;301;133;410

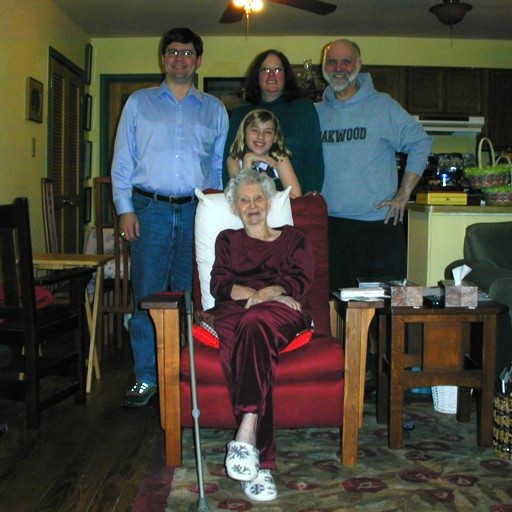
0;198;37;319
92;177;133;347
41;178;59;253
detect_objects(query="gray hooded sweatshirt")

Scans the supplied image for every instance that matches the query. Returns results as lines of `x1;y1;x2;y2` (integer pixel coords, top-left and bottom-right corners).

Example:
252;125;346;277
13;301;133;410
315;73;431;221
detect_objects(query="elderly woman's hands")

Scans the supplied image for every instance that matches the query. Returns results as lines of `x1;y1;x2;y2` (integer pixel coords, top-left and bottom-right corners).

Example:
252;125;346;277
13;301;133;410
244;285;300;311
271;295;302;311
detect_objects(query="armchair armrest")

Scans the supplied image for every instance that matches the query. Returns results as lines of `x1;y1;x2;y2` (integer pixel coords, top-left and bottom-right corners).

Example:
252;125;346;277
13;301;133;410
140;292;184;466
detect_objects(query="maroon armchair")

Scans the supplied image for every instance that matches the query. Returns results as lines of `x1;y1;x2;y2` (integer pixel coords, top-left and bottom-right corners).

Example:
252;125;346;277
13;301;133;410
143;194;347;467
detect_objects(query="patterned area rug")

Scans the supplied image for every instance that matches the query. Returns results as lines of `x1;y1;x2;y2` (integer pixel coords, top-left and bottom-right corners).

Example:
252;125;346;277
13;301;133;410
166;401;512;511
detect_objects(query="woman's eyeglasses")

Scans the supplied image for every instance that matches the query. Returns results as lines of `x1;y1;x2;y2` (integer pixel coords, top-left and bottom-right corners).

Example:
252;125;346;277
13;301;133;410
259;67;285;75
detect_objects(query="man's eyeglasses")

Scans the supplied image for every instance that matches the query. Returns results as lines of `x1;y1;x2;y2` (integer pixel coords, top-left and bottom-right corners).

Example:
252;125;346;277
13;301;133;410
259;66;285;75
164;49;196;58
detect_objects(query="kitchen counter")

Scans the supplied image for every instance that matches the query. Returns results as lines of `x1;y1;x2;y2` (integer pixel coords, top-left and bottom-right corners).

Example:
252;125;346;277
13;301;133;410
407;203;512;215
406;202;512;286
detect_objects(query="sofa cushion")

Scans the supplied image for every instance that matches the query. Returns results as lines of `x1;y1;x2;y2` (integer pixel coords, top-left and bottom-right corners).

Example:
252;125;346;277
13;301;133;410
192;323;313;353
181;333;344;386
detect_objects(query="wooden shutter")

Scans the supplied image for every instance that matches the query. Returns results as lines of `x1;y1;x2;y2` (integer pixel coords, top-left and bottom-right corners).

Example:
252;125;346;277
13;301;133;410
48;50;84;253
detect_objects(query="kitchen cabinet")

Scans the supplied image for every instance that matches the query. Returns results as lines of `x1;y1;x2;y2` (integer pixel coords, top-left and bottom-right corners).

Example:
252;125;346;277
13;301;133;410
362;64;508;149
486;69;512;150
407;68;483;116
364;65;407;108
406;203;512;287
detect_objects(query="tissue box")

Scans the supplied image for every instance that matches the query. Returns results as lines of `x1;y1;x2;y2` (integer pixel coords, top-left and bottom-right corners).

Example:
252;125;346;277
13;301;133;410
440;279;478;308
391;285;423;307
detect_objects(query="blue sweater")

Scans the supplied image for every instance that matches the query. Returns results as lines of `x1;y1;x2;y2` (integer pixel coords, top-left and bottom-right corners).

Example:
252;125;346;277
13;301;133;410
315;74;431;221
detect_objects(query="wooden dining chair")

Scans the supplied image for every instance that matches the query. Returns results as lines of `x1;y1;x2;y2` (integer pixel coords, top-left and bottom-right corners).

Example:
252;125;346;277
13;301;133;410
0;198;93;427
93;177;133;348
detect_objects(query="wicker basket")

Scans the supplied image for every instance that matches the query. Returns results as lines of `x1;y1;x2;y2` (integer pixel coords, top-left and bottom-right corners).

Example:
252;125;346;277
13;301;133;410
466;172;509;190
465;138;512;190
482;186;512;206
493;393;512;461
432;385;458;414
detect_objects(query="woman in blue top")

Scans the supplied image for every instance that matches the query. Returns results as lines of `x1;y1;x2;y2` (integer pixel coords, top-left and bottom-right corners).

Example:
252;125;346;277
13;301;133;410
222;50;324;194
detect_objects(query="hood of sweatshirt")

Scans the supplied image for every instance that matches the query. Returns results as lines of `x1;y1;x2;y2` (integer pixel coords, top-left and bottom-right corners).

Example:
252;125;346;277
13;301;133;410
321;73;375;108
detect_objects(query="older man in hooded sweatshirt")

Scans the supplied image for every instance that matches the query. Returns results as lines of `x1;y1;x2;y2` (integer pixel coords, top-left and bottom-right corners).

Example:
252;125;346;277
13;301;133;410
316;39;432;291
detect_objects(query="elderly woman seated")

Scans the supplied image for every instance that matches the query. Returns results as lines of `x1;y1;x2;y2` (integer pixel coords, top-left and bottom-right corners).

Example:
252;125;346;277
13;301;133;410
208;168;314;502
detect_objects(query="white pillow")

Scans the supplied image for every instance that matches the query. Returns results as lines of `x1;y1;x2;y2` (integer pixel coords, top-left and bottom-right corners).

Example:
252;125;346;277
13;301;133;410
194;187;293;310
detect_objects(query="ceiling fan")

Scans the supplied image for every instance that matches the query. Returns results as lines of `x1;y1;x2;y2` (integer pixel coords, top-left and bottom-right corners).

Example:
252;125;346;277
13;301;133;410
220;0;337;24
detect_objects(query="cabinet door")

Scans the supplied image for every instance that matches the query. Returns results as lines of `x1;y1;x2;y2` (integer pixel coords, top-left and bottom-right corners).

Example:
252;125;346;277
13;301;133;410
364;66;407;108
407;68;444;114
445;69;483;114
487;69;512;150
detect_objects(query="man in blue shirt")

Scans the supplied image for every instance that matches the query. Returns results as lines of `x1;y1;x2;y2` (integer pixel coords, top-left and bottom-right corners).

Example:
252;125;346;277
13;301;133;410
112;27;228;407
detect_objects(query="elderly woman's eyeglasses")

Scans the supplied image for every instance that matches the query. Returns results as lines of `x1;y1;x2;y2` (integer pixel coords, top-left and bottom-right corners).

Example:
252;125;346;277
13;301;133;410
259;67;285;75
164;49;196;58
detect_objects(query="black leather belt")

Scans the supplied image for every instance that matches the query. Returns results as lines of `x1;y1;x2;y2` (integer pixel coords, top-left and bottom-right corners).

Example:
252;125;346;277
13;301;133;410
133;187;193;204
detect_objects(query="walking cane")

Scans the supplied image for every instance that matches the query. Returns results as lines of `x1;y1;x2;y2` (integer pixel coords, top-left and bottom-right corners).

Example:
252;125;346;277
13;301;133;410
184;290;211;512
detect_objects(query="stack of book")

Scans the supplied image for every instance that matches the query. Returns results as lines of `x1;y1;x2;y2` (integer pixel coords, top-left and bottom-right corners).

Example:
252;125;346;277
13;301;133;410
338;287;388;301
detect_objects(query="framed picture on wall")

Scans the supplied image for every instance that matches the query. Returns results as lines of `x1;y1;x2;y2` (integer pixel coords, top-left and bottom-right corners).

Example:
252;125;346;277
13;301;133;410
85;43;93;85
26;77;43;123
84;141;92;179
204;77;245;115
84;94;92;131
83;187;92;223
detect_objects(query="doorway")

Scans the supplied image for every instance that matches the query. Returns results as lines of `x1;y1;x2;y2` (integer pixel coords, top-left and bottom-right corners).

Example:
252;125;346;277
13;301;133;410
48;48;84;253
99;74;163;177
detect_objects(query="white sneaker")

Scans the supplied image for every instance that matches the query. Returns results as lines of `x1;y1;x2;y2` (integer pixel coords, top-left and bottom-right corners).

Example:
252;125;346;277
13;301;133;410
241;469;277;502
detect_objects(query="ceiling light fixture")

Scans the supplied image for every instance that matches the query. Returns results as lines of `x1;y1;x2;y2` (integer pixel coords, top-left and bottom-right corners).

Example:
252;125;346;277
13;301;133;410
233;0;263;37
429;0;472;45
233;0;263;17
429;0;472;27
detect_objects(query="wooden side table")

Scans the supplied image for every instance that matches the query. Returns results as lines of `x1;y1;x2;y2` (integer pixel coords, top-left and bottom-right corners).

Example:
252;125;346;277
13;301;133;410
377;301;506;449
331;293;385;465
33;253;114;393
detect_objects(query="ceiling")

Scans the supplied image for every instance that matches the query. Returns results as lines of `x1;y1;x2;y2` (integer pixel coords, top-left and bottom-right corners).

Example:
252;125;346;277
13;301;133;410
52;0;512;40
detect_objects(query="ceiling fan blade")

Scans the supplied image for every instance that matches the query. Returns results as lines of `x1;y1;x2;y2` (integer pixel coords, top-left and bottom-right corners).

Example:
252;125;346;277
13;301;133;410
270;0;337;15
220;2;245;23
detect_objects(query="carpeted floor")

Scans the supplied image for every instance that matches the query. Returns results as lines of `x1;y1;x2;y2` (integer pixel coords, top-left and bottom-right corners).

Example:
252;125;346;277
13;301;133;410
163;401;512;511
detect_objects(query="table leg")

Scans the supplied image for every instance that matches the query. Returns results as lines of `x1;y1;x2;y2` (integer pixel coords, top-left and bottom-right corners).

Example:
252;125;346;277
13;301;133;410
479;314;497;446
342;307;376;466
389;316;405;449
86;270;102;393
